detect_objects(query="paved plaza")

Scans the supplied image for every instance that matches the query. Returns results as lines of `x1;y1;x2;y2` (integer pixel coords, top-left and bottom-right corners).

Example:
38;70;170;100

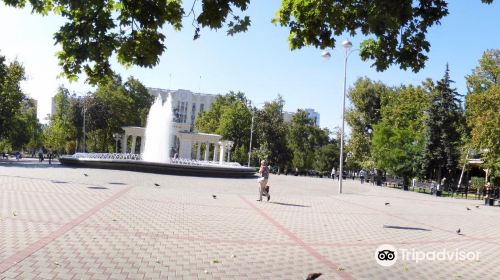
1;160;500;279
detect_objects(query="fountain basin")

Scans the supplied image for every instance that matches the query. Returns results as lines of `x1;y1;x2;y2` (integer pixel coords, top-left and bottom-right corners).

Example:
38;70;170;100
59;154;257;178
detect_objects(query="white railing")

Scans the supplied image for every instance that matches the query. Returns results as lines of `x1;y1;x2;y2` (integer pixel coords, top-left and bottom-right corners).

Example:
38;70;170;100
71;153;244;168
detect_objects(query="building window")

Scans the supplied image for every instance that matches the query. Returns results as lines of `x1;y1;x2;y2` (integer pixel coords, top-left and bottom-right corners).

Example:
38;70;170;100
200;103;205;113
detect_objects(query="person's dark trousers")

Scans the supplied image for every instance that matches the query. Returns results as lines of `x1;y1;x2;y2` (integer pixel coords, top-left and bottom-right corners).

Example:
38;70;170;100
49;154;52;165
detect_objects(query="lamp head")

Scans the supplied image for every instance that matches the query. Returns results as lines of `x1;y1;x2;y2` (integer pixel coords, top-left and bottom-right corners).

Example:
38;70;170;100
342;40;353;49
321;50;331;60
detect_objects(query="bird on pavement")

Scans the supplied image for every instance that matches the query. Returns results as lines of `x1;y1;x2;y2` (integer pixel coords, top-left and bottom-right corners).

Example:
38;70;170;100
212;195;217;199
384;202;390;206
466;207;471;211
457;228;461;235
306;273;322;280
154;183;160;187
84;173;88;177
475;206;480;209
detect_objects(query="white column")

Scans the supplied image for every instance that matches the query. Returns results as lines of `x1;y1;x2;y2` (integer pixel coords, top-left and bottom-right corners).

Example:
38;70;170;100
213;144;219;162
227;147;231;162
196;142;201;160
121;134;128;153
140;136;145;154
179;138;192;159
131;136;137;154
204;142;210;161
219;143;225;163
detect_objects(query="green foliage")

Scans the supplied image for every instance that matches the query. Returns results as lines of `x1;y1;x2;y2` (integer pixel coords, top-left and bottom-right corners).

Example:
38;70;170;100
4;1;495;82
274;0;452;72
196;91;251;164
3;0;250;84
313;143;339;172
466;49;500;183
288;109;329;170
44;87;77;153
0;55;26;139
372;85;429;179
423;65;465;180
345;77;391;169
255;96;291;168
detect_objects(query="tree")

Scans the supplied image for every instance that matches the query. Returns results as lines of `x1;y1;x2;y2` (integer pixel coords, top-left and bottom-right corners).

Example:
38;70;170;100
372;85;430;185
288;109;329;171
465;49;500;184
3;1;494;83
44;87;77;153
274;0;494;72
345;77;391;170
196;91;251;164
3;0;251;84
423;65;464;182
0;55;26;140
254;96;291;169
8;98;43;151
314;143;339;174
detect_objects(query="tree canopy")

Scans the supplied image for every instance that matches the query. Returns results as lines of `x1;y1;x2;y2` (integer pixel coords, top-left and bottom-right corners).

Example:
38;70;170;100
466;49;500;182
2;0;495;83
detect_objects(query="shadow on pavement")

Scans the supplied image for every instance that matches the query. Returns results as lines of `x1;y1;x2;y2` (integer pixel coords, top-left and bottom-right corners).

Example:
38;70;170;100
269;201;311;207
383;225;432;231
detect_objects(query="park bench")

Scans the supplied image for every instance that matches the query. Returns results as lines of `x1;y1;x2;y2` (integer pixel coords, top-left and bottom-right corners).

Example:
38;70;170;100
385;177;403;189
415;181;433;194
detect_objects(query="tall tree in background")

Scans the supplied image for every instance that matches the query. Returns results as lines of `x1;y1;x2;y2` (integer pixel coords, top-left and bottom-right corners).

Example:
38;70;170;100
345;77;391;170
254;96;291;169
2;1;494;83
423;65;464;182
0;55;26;140
465;49;500;184
372;85;430;186
288;110;329;171
44;87;77;153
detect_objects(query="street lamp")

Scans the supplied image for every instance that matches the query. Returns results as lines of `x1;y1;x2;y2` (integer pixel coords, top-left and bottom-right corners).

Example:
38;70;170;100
322;39;358;194
112;133;122;153
247;100;255;167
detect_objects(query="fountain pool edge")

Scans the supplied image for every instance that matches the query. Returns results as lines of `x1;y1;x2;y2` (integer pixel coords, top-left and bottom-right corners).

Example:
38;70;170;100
59;156;257;178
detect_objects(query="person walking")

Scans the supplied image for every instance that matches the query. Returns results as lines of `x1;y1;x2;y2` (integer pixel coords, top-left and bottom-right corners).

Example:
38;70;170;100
48;147;53;165
331;167;336;180
38;147;44;162
257;160;270;202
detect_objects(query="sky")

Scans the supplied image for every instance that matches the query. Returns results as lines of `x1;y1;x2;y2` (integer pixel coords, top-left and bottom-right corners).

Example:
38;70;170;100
0;1;499;131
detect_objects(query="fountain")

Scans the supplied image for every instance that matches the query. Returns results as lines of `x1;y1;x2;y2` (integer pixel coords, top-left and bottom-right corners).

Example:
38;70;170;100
142;95;173;163
59;93;256;177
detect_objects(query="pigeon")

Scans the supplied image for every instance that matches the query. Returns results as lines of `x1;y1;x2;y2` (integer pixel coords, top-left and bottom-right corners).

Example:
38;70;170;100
475;206;480;209
212;195;217;199
466;207;471;211
456;228;461;234
84;173;88;177
384;202;390;206
306;273;322;280
154;183;160;187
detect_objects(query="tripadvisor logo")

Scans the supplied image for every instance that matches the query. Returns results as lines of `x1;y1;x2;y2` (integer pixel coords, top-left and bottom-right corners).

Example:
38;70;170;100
375;244;480;266
375;244;398;267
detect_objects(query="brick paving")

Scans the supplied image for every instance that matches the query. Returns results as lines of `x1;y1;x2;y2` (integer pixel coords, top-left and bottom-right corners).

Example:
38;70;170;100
1;159;500;279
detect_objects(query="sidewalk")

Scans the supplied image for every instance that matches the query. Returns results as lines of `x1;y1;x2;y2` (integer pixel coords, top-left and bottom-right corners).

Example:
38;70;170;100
1;165;499;279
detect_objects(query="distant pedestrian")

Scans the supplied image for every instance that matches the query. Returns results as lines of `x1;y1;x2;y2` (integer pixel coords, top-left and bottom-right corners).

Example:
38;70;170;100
48;148;53;165
38;147;44;162
331;167;335;180
360;170;366;184
257;160;270;202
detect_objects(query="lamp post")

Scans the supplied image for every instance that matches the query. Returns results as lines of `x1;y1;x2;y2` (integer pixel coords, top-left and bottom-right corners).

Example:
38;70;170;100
322;39;357;194
82;97;86;153
112;133;122;153
246;100;255;167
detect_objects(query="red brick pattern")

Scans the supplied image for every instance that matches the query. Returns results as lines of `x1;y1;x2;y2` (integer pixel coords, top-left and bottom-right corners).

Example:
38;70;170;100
1;165;500;279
